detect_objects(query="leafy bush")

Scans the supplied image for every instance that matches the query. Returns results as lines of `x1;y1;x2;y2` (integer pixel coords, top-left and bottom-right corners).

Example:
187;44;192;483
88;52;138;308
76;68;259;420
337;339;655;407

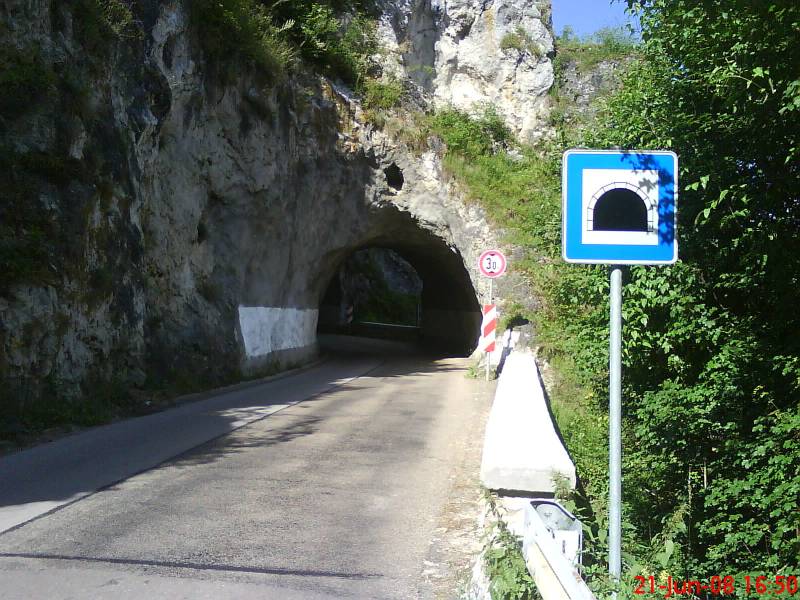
362;76;403;111
500;26;542;58
431;0;800;586
484;496;539;600
191;0;379;86
555;25;638;74
429;106;512;158
190;0;297;80
329;13;378;86
0;45;56;117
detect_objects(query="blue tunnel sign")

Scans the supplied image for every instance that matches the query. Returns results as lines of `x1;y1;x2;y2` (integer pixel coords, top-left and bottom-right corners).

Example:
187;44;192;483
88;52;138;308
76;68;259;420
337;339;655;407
562;150;678;265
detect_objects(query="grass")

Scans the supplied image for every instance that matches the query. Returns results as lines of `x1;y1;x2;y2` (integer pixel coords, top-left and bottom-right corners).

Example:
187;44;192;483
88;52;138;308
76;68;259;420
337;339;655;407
0;45;56;117
466;361;482;379
361;76;405;127
500;26;543;59
483;492;540;600
554;26;638;76
190;0;298;81
362;77;404;110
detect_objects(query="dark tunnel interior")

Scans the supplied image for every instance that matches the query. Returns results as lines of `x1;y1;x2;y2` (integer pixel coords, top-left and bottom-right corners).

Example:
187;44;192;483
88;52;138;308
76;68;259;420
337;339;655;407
316;213;482;355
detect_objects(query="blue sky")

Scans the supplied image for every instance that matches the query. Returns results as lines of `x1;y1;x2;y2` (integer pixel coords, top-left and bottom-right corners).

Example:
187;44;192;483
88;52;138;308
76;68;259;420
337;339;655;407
551;0;636;38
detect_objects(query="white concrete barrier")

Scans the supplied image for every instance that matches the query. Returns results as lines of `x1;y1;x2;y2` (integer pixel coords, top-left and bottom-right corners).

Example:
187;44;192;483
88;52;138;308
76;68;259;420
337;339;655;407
480;351;576;493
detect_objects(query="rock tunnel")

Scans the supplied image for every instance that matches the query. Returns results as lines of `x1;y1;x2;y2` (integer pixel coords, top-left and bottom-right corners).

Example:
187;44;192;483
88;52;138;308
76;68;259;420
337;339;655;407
317;230;482;353
235;202;484;376
314;207;483;353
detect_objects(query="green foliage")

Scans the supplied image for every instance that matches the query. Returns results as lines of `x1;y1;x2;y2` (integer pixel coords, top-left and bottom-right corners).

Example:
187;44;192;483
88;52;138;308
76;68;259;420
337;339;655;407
290;7;378;85
0;45;56;117
69;0;142;51
349;253;420;326
93;0;139;38
500;26;542;58
431;0;800;586
586;0;800;577
356;289;418;326
484;496;539;600
334;13;379;87
428;106;512;159
191;0;379;86
190;0;297;80
362;77;404;111
590;26;638;55
554;26;638;75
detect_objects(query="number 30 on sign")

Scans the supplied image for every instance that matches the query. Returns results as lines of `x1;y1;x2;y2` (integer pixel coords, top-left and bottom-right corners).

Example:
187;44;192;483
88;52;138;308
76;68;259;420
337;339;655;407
478;250;507;278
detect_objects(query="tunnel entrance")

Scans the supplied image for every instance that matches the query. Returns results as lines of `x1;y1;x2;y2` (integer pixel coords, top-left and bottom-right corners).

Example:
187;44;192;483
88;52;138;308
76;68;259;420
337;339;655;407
318;248;423;342
315;214;482;356
237;206;483;376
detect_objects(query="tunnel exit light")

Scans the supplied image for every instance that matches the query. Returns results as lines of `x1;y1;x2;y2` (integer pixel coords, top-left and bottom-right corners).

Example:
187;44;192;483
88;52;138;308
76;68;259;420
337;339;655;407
562;149;678;265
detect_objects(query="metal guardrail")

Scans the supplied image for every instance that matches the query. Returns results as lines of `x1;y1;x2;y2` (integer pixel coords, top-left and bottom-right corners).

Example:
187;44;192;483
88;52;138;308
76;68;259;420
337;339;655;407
522;501;596;600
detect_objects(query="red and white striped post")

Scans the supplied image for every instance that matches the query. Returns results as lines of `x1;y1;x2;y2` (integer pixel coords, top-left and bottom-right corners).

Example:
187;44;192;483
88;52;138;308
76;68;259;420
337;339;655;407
478;250;507;381
481;303;497;380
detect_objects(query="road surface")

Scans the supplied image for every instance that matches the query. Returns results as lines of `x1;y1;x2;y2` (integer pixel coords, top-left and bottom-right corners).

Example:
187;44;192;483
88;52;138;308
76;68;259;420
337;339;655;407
0;339;492;599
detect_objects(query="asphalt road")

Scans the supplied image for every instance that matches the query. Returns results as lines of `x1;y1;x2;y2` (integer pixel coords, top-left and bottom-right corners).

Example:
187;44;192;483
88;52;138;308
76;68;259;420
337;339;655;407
0;339;491;599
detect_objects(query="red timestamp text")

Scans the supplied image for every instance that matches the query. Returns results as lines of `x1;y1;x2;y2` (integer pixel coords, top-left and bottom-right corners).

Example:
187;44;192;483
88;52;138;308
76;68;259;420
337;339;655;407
634;574;800;597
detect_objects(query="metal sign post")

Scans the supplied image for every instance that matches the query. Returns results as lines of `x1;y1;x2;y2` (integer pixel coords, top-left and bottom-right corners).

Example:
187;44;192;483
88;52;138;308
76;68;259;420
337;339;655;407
486;278;493;381
562;149;679;598
478;249;506;381
608;267;623;596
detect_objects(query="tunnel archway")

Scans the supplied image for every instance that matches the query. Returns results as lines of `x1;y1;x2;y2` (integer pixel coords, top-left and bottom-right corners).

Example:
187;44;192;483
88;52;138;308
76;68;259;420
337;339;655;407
235;197;486;376
314;212;482;356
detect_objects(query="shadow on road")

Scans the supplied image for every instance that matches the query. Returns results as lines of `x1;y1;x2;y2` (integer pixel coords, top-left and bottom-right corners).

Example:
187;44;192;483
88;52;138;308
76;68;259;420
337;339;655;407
0;335;470;535
0;551;382;580
163;414;324;470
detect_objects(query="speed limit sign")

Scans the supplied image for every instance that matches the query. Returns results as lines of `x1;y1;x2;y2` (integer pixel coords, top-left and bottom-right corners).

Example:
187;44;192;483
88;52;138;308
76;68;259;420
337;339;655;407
478;249;507;278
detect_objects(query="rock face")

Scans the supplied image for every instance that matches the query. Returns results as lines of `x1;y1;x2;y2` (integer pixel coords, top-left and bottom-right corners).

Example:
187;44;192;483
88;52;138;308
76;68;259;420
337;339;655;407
378;0;555;140
555;55;631;126
338;249;423;308
0;0;554;402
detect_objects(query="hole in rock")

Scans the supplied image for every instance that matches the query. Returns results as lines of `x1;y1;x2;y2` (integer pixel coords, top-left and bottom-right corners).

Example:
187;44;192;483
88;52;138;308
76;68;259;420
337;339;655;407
384;163;404;190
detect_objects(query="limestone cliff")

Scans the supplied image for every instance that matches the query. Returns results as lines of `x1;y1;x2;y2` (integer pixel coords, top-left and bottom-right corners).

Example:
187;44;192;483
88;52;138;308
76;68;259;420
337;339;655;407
378;0;554;140
0;0;554;408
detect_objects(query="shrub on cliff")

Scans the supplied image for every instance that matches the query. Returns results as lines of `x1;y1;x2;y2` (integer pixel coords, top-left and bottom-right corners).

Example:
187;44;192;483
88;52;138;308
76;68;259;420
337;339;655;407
191;0;298;80
191;0;378;86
